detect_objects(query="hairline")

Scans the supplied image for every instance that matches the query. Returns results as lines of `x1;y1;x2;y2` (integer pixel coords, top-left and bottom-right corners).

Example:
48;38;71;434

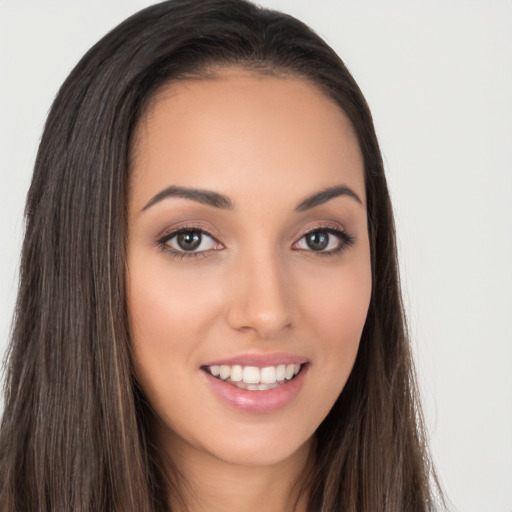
129;62;360;183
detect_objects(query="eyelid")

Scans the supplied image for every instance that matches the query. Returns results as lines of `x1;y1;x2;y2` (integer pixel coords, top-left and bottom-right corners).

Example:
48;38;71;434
155;217;226;243
293;221;348;242
292;223;355;254
155;221;354;259
156;224;224;258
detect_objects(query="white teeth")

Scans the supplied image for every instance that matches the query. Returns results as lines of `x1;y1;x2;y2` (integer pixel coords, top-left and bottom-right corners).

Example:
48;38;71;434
207;363;303;387
243;366;260;384
260;366;277;384
219;365;230;380
285;364;295;380
230;365;243;382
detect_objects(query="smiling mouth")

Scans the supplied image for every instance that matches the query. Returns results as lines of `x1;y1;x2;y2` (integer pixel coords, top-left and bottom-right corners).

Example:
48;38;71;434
202;363;305;391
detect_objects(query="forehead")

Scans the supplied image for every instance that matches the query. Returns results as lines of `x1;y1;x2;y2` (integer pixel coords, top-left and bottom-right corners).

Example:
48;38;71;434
130;68;365;210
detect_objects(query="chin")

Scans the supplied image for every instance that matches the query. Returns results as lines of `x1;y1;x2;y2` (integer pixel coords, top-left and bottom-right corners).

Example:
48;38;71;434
156;408;316;470
199;431;314;468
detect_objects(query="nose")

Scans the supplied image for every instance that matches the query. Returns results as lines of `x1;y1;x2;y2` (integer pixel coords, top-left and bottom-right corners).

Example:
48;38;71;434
225;249;293;339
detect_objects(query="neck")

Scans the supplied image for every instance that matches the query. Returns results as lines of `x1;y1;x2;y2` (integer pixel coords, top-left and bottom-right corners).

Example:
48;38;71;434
159;432;314;512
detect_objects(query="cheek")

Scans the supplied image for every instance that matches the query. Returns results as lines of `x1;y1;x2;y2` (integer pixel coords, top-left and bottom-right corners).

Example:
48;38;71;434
296;248;372;401
126;253;224;389
320;273;370;350
129;252;222;336
299;250;371;344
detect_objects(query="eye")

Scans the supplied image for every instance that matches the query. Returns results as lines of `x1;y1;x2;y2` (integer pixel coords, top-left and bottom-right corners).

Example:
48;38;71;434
294;228;354;254
158;228;221;256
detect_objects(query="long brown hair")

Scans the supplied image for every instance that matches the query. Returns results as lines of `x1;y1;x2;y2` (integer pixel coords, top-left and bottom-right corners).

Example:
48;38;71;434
0;1;443;510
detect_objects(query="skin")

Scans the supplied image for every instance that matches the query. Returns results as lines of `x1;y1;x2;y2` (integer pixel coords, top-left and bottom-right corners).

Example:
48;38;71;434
126;68;372;512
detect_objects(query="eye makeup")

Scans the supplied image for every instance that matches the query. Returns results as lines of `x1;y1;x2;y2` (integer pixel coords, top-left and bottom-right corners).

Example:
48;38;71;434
155;220;356;261
293;225;355;256
156;225;224;260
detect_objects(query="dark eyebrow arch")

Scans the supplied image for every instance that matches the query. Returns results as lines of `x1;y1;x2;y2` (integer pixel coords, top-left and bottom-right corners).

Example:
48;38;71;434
294;185;363;212
141;185;233;212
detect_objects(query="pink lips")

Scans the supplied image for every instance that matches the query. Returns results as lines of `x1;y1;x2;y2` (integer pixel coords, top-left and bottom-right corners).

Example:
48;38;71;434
200;352;310;413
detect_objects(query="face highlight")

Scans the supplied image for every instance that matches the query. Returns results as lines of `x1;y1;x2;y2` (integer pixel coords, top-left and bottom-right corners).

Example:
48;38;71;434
126;69;372;470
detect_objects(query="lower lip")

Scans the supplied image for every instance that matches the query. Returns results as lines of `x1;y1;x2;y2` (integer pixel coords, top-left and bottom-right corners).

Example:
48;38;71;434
201;366;308;413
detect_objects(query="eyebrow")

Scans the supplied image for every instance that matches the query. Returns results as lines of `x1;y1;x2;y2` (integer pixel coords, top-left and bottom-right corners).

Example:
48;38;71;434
141;185;233;212
294;185;363;211
141;183;362;213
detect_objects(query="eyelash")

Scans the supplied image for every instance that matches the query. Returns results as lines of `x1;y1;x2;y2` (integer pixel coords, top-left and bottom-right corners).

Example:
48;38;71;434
156;225;355;259
293;226;355;256
157;226;221;260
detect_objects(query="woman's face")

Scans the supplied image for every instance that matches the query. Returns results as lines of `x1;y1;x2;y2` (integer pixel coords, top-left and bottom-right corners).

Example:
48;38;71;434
126;69;371;468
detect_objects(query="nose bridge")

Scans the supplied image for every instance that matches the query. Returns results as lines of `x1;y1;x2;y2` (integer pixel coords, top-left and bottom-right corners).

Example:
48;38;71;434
226;242;292;337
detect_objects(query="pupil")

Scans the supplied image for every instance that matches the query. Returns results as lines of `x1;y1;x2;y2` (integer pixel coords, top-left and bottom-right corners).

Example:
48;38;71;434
306;232;328;251
177;231;201;251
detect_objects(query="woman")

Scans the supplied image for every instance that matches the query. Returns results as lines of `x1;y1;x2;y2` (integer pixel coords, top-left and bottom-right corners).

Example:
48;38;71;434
0;1;443;510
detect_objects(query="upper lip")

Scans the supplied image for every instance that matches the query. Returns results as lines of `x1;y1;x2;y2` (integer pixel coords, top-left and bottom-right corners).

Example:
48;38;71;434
201;352;309;368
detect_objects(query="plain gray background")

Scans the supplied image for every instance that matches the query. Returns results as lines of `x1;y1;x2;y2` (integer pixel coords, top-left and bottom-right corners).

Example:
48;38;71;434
1;2;511;511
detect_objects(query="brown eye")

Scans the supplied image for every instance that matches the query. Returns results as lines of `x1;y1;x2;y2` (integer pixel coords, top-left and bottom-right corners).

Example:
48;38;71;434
176;231;202;251
294;228;354;254
305;231;329;251
163;229;219;253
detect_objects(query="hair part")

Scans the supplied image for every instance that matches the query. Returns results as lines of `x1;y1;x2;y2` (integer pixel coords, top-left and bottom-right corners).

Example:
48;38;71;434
1;1;444;510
